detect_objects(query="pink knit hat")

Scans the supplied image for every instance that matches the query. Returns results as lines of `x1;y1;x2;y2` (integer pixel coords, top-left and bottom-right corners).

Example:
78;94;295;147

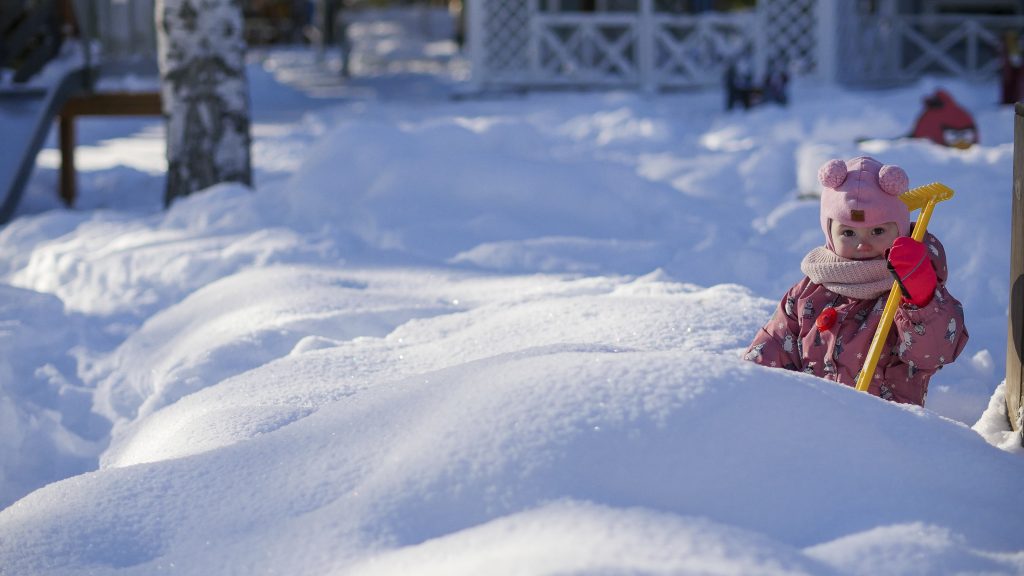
818;156;910;249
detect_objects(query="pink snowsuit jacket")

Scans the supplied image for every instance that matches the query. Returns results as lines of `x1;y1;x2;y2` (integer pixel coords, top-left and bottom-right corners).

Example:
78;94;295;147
744;231;968;406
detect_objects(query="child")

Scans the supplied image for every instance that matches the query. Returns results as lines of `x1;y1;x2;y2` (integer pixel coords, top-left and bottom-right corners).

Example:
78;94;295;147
744;156;968;406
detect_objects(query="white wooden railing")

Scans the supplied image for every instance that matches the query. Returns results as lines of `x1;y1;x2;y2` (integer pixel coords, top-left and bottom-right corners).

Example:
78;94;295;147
471;0;1024;91
840;13;1024;85
648;11;755;88
531;13;642;85
472;1;756;91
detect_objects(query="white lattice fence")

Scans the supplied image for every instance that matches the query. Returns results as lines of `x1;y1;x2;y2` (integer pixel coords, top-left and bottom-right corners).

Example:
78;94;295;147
474;0;532;83
840;13;1024;85
900;15;1021;77
465;0;1024;91
651;12;755;87
472;1;757;89
757;0;818;75
534;14;640;85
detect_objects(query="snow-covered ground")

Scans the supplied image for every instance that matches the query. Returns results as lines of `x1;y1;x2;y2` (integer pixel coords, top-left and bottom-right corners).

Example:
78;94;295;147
1;7;1022;575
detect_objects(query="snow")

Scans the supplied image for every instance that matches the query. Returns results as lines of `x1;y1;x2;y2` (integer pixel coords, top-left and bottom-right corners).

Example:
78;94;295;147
1;7;1022;575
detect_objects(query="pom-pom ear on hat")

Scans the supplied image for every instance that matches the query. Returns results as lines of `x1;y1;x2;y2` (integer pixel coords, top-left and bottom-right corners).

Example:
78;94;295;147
878;164;909;196
818;159;848;189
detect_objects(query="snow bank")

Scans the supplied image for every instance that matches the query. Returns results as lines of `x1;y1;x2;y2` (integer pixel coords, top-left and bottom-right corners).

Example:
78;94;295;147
2;321;1022;574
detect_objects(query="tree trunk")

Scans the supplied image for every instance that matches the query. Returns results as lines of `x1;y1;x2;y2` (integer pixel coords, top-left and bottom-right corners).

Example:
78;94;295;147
156;0;252;207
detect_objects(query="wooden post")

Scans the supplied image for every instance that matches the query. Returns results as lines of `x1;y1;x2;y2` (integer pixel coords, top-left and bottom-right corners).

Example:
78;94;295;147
1009;102;1024;440
58;113;76;206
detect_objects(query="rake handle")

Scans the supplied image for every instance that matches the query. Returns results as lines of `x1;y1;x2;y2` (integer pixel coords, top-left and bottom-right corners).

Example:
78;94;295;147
854;199;938;393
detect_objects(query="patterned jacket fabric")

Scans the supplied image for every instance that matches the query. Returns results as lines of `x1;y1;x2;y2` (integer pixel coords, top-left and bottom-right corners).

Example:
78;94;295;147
744;231;968;406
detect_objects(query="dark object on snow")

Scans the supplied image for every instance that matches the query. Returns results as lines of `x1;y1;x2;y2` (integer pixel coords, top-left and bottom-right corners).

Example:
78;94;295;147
1001;31;1024;105
724;57;755;111
724;56;788;111
909;89;978;149
760;62;789;106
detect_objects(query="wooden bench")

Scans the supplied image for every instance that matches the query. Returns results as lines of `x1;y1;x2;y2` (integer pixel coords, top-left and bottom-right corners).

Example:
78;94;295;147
57;91;162;206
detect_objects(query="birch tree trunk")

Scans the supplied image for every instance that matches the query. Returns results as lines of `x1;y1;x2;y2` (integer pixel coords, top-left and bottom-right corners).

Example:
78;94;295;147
156;0;252;207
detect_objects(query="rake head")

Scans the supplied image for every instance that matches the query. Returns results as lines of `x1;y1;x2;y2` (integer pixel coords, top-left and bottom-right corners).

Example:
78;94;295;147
899;182;955;211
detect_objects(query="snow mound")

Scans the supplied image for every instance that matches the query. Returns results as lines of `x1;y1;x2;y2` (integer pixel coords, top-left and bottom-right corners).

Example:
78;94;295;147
1;344;1022;575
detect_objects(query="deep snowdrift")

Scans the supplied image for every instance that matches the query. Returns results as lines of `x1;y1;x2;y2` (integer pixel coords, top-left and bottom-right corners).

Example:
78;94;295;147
1;270;1022;575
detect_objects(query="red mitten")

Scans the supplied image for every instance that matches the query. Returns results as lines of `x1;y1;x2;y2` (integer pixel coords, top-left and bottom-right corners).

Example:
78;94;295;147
886;237;937;307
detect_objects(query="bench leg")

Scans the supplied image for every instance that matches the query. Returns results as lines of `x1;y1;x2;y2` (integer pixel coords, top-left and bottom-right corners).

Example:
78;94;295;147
59;114;76;207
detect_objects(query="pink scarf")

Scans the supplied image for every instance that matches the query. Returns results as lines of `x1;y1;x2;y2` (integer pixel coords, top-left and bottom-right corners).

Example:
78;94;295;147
800;247;892;300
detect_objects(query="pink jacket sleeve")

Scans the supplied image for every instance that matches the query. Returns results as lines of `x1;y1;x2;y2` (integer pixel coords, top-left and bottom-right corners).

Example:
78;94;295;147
744;278;807;371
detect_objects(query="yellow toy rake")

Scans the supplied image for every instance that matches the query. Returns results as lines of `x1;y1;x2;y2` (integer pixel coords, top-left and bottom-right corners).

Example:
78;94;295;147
854;182;955;393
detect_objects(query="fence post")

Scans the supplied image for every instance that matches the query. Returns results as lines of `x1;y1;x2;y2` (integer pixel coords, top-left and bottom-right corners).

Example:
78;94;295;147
815;0;838;83
638;0;654;93
527;0;539;84
1009;102;1024;441
467;0;486;91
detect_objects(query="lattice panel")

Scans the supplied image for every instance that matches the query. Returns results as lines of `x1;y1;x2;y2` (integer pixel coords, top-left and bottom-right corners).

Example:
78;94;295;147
759;0;817;75
480;0;531;78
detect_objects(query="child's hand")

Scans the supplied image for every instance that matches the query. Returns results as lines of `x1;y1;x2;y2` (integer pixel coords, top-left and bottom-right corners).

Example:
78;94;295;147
886;237;937;306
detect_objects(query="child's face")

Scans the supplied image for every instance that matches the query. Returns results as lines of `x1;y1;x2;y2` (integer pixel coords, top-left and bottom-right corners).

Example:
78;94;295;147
830;221;901;260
